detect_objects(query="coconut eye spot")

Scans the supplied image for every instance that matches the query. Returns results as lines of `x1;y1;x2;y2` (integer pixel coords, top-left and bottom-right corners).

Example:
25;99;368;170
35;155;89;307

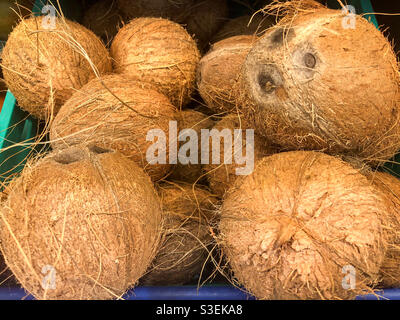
89;145;113;154
258;73;276;94
269;27;295;47
304;53;317;69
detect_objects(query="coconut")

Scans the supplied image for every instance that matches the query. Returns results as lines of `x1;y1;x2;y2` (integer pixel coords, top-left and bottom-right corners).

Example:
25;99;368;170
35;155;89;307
236;5;400;165
367;171;400;288
168;110;215;184
205;114;278;198
82;0;126;45
212;14;275;43
197;35;256;113
140;182;218;285
184;0;228;52
116;0;193;23
0;146;162;299
219;151;390;300
1;17;112;119
50;74;176;181
110;17;200;108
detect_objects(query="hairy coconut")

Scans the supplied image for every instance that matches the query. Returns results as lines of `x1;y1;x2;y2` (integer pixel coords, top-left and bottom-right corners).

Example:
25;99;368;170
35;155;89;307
168;110;215;184
0;146;162;299
110;17;200;108
50;74;176;181
116;0;193;23
140;182;218;285
184;0;228;52
205;114;277;198
212;14;275;43
197;35;256;113
219;151;390;300
368;171;400;288
82;0;126;45
1;17;112;119
236;6;400;165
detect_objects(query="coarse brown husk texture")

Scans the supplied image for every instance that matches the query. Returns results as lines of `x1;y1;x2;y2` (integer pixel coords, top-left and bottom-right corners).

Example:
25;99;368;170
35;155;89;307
212;14;275;43
197;35;256;113
0;146;163;300
168;110;215;184
1;17;112;119
50;74;176;181
82;0;126;45
140;182;218;285
110;17;200;108
237;7;400;165
205;114;278;199
367;171;400;288
219;151;390;300
184;0;228;52
116;0;193;23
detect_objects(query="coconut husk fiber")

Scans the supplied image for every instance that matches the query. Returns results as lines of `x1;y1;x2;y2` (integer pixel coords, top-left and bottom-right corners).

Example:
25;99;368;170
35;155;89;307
82;0;126;46
205;114;279;199
0;146;163;300
1;16;112;119
116;0;193;24
168;110;215;184
110;17;200;108
50;74;176;181
367;171;400;288
236;3;400;166
184;0;229;52
219;151;391;300
212;13;275;43
140;182;219;285
197;35;256;114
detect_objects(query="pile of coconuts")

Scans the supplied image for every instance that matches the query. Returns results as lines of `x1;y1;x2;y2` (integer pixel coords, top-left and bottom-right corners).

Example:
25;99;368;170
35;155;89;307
1;0;400;301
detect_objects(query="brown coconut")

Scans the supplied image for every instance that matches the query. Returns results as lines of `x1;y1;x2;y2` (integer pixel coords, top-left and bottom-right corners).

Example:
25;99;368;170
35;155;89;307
219;151;391;300
212;14;275;43
116;0;193;23
236;6;400;165
0;146;162;300
184;0;229;52
50;74;176;181
368;171;400;288
110;17;200;108
197;35;256;113
205;114;278;198
140;182;218;285
1;17;112;119
82;0;126;45
168;110;215;184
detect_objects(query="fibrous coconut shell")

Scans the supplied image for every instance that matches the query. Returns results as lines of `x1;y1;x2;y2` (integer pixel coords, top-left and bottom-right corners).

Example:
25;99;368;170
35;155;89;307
1;17;112;119
50;74;177;181
0;146;162;299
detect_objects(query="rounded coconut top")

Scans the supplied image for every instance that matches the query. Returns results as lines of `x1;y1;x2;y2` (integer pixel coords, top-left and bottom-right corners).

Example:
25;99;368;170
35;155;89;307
220;151;390;299
0;146;162;299
239;7;400;164
50;74;177;181
197;35;256;113
1;16;112;119
110;17;200;107
140;182;218;285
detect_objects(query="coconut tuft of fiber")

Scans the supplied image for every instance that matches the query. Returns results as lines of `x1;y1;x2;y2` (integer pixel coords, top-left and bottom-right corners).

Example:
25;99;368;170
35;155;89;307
0;146;163;299
140;182;219;285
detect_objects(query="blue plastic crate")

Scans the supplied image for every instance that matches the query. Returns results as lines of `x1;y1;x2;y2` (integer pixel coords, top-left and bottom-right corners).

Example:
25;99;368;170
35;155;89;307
0;0;398;300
